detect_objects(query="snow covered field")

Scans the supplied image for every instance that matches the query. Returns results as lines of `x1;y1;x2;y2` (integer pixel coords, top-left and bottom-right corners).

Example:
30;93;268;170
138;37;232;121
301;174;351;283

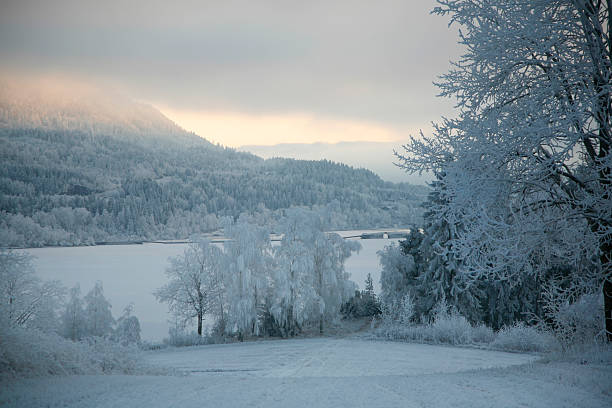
28;236;397;341
3;337;610;407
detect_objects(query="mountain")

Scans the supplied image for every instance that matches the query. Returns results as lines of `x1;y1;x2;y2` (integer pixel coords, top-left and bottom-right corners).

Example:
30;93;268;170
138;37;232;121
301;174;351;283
0;77;428;247
0;76;205;146
239;142;432;184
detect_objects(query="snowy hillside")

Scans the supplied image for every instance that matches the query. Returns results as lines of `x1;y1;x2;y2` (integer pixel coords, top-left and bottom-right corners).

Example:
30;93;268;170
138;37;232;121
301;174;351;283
0;78;428;247
0;76;202;146
240;141;432;184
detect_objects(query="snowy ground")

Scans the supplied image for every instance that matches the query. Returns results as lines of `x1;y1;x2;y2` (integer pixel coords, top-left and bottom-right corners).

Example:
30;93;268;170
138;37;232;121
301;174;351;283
2;337;610;407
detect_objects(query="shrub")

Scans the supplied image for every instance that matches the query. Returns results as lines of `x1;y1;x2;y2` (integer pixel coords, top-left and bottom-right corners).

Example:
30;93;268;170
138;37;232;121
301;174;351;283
472;323;495;344
163;324;227;347
376;301;475;346
491;322;559;353
341;290;382;319
0;325;146;378
380;293;415;325
552;293;604;347
429;311;473;345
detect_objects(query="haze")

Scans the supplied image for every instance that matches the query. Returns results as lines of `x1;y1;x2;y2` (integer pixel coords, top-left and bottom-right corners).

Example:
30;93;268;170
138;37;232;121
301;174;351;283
0;0;460;177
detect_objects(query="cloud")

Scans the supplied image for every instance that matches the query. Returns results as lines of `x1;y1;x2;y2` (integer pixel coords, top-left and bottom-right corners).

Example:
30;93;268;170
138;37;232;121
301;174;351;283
0;0;461;140
157;107;419;147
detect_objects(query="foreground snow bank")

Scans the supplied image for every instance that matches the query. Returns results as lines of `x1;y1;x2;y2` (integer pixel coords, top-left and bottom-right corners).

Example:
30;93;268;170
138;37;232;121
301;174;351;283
2;338;610;408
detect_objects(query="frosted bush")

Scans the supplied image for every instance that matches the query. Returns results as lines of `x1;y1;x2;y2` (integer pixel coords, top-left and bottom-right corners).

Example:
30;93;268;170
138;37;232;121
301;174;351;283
492;322;559;353
0;324;146;378
164;330;216;347
429;312;473;345
553;293;603;347
381;293;416;326
82;336;143;374
472;323;495;344
377;301;475;346
399;293;415;325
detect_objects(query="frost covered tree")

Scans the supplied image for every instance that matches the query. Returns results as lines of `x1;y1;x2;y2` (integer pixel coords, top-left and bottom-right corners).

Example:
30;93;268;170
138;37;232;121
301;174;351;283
272;209;318;336
114;303;141;345
272;209;359;335
223;217;273;339
313;232;360;333
416;177;485;324
397;0;612;340
84;281;114;337
0;249;65;331
61;284;87;341
378;234;423;314
155;238;223;336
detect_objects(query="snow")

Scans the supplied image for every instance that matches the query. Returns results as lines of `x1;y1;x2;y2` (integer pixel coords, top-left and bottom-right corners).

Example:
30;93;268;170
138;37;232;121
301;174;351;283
29;237;397;341
145;338;536;377
2;337;610;407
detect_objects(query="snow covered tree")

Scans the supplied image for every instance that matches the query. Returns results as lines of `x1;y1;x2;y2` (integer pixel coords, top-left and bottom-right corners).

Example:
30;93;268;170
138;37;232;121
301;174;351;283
84;281;114;338
397;0;612;340
0;249;65;331
155;238;223;336
378;233;425;316
114;303;141;345
272;209;318;336
313;232;360;333
272;209;359;335
364;273;375;298
61;284;87;341
416;176;485;324
223;217;273;339
362;273;381;316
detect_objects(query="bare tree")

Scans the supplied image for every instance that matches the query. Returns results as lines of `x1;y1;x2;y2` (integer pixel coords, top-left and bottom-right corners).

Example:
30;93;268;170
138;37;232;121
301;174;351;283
0;249;65;331
155;238;223;336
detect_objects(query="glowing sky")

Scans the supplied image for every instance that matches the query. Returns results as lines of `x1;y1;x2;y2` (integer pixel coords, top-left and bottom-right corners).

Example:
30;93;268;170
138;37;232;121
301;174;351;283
0;0;461;147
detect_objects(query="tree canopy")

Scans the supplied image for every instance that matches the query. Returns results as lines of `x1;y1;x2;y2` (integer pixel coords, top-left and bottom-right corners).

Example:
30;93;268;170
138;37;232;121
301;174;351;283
397;0;611;339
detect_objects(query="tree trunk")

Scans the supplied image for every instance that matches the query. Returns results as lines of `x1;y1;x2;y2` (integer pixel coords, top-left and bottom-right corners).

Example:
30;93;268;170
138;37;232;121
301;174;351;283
603;239;612;341
197;311;203;336
319;314;323;335
605;278;612;341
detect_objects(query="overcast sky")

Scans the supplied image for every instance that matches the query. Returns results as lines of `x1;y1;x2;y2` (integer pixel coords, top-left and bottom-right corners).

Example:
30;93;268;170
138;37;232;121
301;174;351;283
0;0;461;147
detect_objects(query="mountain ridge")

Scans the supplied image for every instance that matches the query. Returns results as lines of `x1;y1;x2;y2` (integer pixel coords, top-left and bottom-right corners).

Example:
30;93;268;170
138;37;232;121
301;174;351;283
0;77;427;247
240;141;431;184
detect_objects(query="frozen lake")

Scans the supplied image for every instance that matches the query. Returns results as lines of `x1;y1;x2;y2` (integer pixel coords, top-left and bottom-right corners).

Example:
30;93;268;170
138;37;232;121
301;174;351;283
29;236;399;341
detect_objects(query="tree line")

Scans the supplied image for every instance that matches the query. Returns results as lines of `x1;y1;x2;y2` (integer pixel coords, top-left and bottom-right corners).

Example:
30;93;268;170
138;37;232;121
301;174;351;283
0;249;141;346
155;208;360;339
389;0;610;345
0;126;427;248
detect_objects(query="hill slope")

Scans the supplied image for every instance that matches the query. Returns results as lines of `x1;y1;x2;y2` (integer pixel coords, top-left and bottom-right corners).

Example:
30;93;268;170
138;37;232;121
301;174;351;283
0;78;427;247
240;141;432;184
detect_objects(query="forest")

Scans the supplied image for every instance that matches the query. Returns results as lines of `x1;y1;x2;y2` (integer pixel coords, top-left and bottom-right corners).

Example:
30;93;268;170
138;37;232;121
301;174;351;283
0;126;427;247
